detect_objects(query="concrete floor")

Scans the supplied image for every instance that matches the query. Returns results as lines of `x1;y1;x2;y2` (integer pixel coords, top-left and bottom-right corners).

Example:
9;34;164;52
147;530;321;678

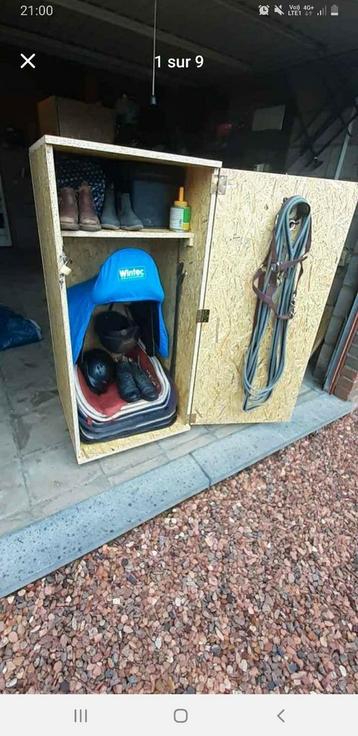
0;254;354;550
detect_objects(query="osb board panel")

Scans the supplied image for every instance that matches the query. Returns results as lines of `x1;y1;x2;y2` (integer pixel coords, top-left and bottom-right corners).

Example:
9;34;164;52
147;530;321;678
62;229;194;240
64;239;153;287
29;144;80;451
79;418;190;463
192;168;357;424
30;135;222;169
174;167;216;416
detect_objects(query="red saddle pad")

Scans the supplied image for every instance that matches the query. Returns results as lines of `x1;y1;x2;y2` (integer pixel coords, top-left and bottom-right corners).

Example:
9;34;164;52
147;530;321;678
78;345;162;417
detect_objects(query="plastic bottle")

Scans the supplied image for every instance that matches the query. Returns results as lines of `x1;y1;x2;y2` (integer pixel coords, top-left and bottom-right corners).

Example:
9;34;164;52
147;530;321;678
169;186;191;232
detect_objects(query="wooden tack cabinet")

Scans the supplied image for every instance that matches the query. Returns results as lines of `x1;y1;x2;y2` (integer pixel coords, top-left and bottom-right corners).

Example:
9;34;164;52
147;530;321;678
29;135;357;464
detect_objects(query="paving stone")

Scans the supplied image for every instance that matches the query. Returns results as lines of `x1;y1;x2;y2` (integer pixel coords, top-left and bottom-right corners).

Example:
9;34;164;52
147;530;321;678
192;424;283;485
23;441;106;503
296;389;321;406
0;341;48;384
29;475;112;522
208;424;247;439
12;397;68;455
164;432;213;459
103;453;169;484
158;425;207;451
0;455;209;597
192;393;350;485
100;440;164;476
298;381;313;396
0;419;19;465
0;461;29;518
0;379;8;409
0;512;33;537
3;343;57;415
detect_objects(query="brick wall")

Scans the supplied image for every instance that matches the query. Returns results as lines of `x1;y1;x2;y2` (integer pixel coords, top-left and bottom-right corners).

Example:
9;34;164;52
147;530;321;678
334;330;358;403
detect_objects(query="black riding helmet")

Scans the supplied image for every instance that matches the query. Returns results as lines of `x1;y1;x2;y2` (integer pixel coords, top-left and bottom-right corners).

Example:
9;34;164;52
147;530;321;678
94;309;139;355
79;348;115;394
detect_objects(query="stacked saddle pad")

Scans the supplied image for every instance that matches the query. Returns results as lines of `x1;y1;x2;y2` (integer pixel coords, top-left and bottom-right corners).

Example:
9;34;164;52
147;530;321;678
75;344;177;443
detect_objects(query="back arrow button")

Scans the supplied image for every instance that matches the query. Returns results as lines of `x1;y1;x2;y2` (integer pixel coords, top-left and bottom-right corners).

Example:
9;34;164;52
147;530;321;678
277;709;285;723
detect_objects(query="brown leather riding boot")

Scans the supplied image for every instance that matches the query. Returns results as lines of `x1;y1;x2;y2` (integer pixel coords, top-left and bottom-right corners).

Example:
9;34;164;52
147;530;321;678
58;187;78;230
78;182;101;231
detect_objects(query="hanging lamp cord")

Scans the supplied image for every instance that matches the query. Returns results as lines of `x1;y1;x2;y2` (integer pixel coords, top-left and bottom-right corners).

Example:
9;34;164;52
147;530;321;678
151;0;158;105
243;195;312;411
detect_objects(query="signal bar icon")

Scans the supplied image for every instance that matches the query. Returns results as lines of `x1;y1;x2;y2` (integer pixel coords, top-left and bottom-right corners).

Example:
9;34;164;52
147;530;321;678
317;5;327;15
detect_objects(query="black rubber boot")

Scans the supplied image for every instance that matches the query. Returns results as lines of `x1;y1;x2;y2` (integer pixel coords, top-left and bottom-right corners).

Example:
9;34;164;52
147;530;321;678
101;183;121;230
130;362;158;401
116;361;141;402
118;193;144;231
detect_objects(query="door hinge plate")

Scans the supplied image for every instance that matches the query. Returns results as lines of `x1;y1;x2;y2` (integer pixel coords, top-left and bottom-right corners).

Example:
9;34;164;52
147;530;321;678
211;173;227;195
196;309;210;323
58;253;72;286
218;174;227;195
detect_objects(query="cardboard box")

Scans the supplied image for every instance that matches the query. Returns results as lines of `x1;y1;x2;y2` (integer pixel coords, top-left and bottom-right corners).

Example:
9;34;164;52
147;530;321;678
38;96;114;144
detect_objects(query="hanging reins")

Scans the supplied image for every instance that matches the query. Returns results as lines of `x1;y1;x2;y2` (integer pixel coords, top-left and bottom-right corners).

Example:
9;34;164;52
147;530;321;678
243;195;312;411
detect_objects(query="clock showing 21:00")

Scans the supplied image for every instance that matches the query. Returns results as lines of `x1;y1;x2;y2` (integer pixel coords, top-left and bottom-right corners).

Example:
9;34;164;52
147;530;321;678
20;5;54;15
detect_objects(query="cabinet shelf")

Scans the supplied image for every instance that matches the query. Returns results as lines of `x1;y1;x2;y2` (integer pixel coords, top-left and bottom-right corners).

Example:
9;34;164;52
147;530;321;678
61;228;194;243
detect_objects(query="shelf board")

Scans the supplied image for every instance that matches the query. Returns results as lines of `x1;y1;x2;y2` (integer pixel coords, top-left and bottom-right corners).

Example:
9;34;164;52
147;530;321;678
61;228;194;241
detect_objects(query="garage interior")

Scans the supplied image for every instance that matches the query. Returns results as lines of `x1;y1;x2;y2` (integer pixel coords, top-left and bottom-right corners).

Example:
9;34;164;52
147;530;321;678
0;0;357;573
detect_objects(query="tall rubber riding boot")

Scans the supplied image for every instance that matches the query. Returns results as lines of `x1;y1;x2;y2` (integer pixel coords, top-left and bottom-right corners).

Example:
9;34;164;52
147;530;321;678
118;192;144;231
101;183;121;230
78;182;101;232
58;187;78;230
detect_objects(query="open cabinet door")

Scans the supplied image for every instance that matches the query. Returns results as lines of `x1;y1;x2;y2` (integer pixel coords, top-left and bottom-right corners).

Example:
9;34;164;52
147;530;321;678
191;168;357;424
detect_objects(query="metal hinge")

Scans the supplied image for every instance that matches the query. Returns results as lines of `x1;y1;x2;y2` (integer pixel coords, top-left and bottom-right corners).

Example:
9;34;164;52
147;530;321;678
58;253;72;286
211;173;227;195
196;308;210;323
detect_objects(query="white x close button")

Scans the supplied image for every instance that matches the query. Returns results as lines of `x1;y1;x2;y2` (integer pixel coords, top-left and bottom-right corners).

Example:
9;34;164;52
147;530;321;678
20;53;36;69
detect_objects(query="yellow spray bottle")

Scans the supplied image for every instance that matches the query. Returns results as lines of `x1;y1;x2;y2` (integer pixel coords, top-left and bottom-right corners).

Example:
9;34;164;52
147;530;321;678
169;186;191;232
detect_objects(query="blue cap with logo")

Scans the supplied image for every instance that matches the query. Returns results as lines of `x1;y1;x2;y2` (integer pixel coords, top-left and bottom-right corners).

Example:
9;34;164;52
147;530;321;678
67;248;169;363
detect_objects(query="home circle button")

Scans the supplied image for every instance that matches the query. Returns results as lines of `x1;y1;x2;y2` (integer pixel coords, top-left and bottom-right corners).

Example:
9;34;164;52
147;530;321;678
174;708;189;724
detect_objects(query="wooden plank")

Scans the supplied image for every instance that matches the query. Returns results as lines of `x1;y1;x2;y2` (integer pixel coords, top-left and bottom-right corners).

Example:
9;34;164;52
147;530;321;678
29;135;222;169
174;167;217;417
79;419;190;463
63;238;171;286
29;143;81;454
192;168;357;424
62;228;194;242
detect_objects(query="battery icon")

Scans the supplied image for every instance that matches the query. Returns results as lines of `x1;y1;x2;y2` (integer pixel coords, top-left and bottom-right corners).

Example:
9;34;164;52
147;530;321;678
330;4;339;14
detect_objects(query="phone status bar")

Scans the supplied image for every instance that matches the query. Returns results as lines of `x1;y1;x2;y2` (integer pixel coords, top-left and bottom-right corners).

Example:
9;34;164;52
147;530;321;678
258;4;340;17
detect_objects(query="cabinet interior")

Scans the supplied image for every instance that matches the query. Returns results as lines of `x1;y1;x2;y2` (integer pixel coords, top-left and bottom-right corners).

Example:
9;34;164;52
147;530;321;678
51;144;216;462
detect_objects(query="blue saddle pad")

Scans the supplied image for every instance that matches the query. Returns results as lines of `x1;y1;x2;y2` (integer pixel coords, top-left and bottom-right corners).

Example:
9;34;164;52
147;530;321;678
67;248;169;363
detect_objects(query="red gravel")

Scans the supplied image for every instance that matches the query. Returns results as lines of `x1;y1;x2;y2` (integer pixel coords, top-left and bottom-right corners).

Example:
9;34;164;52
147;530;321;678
0;412;357;694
